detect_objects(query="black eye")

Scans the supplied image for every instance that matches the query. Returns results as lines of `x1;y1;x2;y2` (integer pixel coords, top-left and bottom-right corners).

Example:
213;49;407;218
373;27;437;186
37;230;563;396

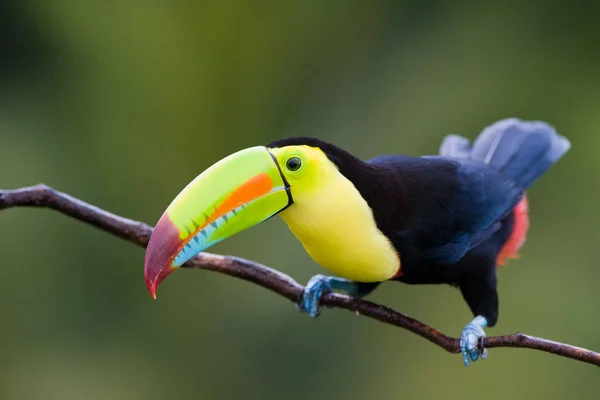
285;156;302;171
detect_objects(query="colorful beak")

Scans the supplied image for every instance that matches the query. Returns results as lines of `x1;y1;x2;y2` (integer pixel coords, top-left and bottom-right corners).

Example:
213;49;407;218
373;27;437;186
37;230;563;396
144;146;292;298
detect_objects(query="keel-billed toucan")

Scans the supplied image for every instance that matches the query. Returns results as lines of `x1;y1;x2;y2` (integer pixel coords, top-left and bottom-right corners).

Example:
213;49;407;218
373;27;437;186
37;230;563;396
144;118;570;366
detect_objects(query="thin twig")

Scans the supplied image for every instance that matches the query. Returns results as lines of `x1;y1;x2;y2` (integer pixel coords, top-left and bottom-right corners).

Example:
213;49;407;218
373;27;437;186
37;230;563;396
1;184;598;367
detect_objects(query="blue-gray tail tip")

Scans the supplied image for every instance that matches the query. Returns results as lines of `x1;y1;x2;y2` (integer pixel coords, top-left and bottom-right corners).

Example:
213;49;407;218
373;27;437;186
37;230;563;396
440;118;571;189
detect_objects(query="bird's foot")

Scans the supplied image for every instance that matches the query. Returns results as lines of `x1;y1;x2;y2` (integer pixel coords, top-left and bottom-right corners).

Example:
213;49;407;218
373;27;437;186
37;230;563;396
460;315;488;367
297;274;359;318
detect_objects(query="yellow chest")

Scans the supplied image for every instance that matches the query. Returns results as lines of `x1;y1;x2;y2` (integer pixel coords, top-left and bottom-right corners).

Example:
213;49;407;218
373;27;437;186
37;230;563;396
278;173;401;282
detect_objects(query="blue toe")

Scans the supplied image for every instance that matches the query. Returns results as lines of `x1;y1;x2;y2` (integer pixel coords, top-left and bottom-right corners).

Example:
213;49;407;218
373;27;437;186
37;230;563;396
459;317;488;367
298;275;360;318
307;286;323;318
469;350;479;362
299;275;333;318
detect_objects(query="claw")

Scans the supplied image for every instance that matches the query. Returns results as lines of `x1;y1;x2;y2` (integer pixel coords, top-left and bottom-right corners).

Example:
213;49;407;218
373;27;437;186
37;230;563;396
297;274;333;318
459;315;488;367
297;275;360;318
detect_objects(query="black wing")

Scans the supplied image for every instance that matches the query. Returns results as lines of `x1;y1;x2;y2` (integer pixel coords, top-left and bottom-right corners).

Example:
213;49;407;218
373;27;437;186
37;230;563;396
365;155;523;264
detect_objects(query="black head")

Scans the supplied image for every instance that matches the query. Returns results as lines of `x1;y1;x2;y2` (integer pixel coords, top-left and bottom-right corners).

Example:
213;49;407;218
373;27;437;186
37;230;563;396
267;137;366;173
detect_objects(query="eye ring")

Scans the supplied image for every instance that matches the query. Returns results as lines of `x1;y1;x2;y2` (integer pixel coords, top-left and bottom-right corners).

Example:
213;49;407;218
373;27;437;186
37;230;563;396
285;156;302;172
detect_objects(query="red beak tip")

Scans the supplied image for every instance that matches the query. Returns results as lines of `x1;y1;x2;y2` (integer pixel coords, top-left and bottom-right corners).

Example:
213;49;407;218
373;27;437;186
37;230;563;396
145;278;158;299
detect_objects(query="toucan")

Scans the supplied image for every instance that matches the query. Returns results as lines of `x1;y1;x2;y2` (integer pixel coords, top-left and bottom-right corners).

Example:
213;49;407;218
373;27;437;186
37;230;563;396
143;118;570;367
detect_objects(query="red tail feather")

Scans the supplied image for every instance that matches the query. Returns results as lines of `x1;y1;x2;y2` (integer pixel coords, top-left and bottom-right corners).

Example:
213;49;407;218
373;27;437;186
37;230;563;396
497;196;530;266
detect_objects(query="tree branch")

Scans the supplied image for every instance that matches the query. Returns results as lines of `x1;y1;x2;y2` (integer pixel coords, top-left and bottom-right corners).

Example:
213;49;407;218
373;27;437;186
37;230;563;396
1;184;598;367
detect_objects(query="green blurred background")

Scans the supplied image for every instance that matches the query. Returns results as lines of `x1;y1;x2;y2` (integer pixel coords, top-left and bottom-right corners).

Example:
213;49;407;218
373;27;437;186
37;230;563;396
1;1;598;399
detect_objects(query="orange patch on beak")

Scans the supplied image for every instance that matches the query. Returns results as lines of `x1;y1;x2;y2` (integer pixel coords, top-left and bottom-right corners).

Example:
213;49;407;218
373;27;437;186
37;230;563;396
205;172;274;225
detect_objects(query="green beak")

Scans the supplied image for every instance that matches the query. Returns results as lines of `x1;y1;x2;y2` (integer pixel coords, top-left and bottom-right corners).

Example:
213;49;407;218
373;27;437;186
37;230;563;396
144;146;292;298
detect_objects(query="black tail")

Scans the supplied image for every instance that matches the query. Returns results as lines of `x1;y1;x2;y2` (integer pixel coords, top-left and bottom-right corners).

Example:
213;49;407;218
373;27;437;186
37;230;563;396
440;118;571;189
